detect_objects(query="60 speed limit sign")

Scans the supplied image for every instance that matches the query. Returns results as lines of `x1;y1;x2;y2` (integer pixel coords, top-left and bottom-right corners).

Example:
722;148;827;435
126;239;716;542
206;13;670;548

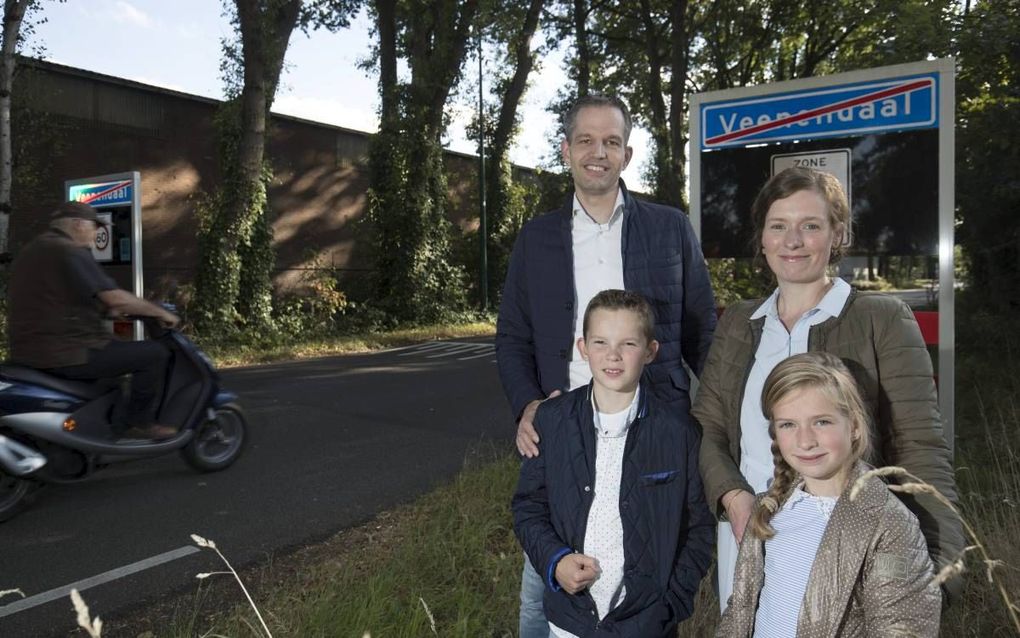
90;212;114;261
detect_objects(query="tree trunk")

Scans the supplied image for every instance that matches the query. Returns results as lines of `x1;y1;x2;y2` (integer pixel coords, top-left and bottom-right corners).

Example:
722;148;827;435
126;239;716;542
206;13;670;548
637;0;673;203
368;0;479;320
376;0;398;126
573;0;590;95
234;0;301;328
193;0;301;335
486;0;545;298
668;0;689;210
0;0;31;256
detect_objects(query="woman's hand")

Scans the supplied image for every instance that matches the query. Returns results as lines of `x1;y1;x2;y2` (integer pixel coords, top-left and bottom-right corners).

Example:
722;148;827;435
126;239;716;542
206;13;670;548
722;489;756;543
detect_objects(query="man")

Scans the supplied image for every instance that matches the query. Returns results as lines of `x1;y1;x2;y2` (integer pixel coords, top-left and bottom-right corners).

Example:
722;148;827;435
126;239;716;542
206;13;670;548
7;200;180;440
496;94;717;637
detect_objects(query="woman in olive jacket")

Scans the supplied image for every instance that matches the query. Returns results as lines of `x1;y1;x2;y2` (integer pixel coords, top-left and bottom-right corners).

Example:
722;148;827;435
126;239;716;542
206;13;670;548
693;167;963;608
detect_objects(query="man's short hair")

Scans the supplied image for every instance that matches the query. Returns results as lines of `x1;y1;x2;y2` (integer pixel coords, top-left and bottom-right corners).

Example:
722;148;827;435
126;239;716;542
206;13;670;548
563;94;633;144
582;289;656;343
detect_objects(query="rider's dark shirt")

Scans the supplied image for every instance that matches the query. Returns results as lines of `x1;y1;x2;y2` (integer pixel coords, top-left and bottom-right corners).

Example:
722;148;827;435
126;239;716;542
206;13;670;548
7;228;117;368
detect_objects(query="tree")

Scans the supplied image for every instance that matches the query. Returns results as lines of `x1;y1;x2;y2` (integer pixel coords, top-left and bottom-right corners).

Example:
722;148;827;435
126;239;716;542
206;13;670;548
366;0;479;322
956;0;1020;309
193;0;358;337
593;0;695;206
477;0;547;301
0;0;34;257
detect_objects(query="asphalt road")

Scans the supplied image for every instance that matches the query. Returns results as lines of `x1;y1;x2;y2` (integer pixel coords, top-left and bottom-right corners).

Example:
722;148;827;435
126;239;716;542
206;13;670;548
0;338;512;637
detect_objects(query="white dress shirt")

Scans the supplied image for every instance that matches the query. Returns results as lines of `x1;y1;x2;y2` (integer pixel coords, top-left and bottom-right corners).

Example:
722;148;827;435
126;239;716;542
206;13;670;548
569;190;626;391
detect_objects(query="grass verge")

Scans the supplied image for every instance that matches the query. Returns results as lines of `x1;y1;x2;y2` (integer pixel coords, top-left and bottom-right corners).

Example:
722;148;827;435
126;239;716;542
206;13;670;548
200;321;495;368
117;308;1019;637
137;447;523;637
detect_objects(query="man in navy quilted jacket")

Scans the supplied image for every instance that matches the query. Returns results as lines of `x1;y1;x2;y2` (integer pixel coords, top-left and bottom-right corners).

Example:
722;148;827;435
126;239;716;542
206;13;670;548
496;94;716;636
512;290;714;636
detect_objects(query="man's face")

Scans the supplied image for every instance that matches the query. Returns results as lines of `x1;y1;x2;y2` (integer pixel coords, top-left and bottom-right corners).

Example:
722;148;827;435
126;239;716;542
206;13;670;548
561;106;633;199
72;218;99;248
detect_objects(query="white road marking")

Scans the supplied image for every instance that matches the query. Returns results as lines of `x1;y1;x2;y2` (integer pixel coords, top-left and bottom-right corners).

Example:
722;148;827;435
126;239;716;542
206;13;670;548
0;545;200;618
457;351;499;361
395;342;456;356
424;344;492;358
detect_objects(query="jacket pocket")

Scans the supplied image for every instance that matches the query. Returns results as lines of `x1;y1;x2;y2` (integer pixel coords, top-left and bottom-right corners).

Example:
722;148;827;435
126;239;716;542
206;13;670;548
640;469;680;485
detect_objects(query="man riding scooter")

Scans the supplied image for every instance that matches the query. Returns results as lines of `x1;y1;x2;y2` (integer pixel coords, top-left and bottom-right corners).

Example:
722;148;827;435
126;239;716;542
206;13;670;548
7;201;180;441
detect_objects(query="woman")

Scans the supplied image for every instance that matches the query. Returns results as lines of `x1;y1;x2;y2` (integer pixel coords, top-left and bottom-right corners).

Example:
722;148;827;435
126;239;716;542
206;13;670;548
693;166;962;611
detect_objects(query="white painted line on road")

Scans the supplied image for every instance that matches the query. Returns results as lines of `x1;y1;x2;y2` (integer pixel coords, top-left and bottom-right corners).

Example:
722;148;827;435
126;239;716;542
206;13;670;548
457;351;498;361
425;344;491;358
0;545;200;618
395;342;456;356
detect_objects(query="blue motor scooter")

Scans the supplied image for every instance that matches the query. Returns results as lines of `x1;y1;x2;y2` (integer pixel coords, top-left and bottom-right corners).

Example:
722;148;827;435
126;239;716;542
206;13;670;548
0;318;247;522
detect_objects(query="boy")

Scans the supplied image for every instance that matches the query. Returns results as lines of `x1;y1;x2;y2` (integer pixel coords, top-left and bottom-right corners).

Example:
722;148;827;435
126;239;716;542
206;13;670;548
512;289;715;637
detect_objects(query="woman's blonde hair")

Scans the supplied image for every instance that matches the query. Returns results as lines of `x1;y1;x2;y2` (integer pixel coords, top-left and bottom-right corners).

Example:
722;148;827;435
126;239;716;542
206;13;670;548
748;352;872;540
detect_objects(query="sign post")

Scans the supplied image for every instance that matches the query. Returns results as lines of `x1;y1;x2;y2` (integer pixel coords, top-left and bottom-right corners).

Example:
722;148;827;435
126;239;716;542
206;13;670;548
64;172;144;340
690;59;956;451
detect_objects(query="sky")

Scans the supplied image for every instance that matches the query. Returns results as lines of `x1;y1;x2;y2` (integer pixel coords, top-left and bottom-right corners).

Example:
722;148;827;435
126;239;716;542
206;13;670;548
28;0;652;189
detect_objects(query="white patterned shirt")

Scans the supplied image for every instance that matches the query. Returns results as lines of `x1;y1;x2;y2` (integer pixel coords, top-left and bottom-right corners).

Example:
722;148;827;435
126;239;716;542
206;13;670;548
550;389;639;638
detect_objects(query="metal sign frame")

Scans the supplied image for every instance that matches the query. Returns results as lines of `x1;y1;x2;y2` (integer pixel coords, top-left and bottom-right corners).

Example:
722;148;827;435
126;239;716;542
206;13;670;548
64;171;144;340
690;58;956;450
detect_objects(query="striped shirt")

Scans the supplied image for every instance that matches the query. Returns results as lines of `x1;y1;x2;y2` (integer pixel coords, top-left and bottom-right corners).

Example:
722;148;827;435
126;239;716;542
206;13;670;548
753;488;838;637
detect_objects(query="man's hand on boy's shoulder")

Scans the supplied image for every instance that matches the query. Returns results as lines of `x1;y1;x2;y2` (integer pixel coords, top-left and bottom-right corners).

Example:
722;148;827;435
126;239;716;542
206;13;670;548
555;553;601;594
517;389;563;458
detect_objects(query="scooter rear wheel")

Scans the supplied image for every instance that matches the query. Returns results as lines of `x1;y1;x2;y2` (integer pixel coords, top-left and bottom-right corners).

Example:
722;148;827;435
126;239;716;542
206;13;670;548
0;470;35;523
181;403;247;472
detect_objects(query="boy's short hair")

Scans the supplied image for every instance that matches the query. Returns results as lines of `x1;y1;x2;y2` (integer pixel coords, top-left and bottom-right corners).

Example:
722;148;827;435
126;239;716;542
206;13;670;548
582;289;655;343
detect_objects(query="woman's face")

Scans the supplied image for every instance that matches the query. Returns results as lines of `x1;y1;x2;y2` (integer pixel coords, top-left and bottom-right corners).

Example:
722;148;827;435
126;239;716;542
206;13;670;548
761;189;841;286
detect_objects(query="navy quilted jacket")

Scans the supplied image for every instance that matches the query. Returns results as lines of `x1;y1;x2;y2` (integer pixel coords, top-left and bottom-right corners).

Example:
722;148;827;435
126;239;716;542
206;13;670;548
495;182;717;421
512;383;715;637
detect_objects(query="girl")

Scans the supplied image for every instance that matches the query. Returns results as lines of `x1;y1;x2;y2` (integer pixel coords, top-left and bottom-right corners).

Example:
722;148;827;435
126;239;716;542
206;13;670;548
717;352;942;637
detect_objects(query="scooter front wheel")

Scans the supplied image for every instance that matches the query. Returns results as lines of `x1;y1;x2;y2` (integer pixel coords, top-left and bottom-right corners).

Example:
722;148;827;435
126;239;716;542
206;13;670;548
0;470;36;523
181;403;247;472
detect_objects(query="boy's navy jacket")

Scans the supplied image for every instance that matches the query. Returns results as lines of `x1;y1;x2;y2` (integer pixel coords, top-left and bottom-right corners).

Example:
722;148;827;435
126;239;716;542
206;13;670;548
512;382;715;637
495;182;717;421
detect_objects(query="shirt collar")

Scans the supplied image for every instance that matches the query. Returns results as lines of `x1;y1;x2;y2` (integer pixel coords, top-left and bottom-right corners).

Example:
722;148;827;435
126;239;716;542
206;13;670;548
590;386;640;438
572;189;626;228
785;485;838;519
750;277;851;321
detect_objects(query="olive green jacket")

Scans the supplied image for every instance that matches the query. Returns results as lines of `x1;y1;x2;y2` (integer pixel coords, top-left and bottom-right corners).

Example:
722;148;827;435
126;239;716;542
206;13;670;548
693;290;963;597
716;464;941;637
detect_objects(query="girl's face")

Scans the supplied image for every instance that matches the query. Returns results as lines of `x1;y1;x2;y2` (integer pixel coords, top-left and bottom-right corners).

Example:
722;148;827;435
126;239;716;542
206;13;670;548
772;386;858;498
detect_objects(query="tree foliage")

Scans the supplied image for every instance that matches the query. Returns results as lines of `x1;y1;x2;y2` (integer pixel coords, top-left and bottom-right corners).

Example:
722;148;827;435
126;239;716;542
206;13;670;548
956;0;1020;309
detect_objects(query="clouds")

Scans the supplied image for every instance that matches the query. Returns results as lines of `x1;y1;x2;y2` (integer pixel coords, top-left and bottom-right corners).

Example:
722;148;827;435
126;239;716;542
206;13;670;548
272;94;380;134
111;1;155;29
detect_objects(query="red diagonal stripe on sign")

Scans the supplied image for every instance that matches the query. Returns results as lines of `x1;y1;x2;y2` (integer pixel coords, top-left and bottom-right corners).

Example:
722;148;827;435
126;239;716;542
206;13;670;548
705;78;932;146
80;181;132;204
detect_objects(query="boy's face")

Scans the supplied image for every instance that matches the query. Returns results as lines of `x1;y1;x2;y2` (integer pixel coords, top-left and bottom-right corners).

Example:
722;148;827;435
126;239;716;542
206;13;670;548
578;308;658;396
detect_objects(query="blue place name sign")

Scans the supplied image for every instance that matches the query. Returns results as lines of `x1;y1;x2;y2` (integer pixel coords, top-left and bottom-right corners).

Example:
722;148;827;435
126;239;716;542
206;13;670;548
69;180;134;206
701;73;939;150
